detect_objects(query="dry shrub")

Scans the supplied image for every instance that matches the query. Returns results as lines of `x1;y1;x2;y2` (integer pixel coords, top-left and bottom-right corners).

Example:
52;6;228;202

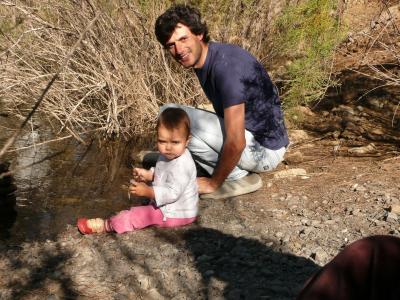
191;0;276;64
0;0;282;142
0;0;202;140
357;2;400;92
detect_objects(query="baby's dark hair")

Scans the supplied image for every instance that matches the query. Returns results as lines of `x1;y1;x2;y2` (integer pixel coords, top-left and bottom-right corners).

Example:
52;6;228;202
157;107;191;138
155;4;210;47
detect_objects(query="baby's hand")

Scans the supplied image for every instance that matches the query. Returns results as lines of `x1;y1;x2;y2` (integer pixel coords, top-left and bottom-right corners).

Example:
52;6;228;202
129;181;153;198
133;167;147;182
132;167;153;182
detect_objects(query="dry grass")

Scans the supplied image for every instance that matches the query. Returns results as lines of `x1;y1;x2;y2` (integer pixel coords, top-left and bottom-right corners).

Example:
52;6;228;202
341;1;400;125
0;0;284;142
0;0;203;140
359;2;400;89
4;0;382;144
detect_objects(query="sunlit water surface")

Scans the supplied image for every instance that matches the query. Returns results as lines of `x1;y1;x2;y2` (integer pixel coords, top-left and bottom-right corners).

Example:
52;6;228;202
0;118;138;244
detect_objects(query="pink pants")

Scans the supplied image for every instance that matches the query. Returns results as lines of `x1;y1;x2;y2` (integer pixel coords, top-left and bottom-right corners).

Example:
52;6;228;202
108;204;196;234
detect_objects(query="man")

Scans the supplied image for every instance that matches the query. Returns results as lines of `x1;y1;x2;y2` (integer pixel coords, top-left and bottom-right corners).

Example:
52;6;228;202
155;4;289;198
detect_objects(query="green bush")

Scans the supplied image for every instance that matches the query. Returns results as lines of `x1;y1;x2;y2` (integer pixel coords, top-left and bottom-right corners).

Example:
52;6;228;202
275;0;346;112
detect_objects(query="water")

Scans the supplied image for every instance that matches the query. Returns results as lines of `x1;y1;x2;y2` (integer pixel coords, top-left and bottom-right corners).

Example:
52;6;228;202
0;117;141;244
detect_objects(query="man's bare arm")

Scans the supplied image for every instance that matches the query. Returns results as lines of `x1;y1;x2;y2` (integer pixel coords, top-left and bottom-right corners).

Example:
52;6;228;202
197;103;246;193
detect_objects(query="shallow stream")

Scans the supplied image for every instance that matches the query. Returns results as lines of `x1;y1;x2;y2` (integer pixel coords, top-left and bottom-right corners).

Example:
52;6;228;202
0;117;141;244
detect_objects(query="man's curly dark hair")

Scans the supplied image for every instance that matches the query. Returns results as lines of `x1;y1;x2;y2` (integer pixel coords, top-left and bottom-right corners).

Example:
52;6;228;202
155;4;210;47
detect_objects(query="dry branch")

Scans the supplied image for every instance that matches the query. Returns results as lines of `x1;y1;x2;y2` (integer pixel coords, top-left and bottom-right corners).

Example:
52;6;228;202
0;11;100;159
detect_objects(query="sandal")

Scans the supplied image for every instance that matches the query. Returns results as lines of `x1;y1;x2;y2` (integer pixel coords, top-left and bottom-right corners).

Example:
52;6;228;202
77;218;107;234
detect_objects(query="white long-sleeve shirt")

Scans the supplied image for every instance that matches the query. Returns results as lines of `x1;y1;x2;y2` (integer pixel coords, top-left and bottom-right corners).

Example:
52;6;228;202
152;149;198;219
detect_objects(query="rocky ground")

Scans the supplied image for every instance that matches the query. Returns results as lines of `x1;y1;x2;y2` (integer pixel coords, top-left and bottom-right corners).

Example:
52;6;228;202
1;1;399;299
0;127;399;300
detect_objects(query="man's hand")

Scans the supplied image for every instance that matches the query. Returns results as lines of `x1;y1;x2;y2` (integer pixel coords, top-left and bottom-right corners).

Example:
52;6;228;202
129;181;154;198
133;167;154;182
197;177;219;194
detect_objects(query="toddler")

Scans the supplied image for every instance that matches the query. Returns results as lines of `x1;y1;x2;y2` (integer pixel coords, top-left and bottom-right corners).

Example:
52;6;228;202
77;107;198;234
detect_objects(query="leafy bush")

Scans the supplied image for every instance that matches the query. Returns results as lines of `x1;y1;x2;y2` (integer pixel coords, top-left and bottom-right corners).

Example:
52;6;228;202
275;0;346;112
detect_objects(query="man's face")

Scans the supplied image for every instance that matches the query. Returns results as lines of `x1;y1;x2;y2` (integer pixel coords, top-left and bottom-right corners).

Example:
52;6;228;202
165;23;206;69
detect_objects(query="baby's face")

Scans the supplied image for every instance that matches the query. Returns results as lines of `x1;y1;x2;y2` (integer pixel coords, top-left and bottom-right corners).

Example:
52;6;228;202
157;125;189;160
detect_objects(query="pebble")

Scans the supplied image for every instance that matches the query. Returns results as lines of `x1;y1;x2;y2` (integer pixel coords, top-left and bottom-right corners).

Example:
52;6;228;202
145;289;164;300
390;204;400;214
386;212;398;223
301;219;310;226
311;220;321;227
324;219;336;225
299;227;313;236
312;247;330;264
137;274;154;290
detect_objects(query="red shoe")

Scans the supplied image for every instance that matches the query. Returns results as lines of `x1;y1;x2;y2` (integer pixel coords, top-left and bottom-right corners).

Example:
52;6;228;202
77;218;106;234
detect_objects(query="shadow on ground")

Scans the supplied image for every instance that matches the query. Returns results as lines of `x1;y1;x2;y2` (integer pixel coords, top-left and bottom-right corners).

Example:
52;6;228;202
159;227;320;299
3;245;78;300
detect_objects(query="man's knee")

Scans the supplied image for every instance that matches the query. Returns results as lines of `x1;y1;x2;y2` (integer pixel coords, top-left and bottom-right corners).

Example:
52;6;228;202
188;135;211;156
